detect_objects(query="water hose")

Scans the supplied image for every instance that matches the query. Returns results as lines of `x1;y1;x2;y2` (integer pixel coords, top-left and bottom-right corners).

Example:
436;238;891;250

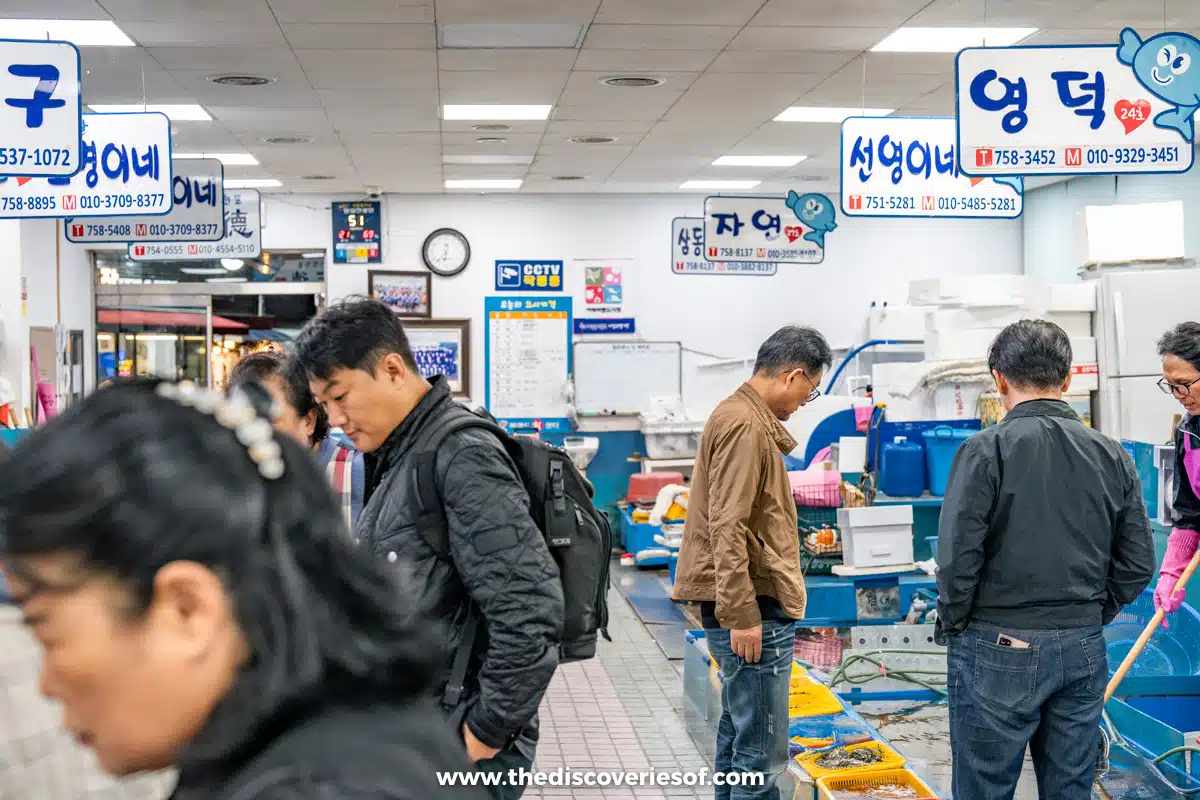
824;340;915;394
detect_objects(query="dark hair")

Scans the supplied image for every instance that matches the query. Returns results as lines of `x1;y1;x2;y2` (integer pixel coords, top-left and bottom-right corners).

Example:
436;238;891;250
292;297;416;381
0;380;438;770
753;326;833;377
1157;322;1200;372
988;319;1072;390
228;352;330;446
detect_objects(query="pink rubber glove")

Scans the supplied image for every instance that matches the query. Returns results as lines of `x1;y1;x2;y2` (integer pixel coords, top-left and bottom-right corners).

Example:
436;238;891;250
1154;528;1200;629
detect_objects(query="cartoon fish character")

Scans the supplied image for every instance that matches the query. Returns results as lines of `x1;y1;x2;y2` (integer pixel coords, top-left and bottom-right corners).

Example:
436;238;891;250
993;176;1024;194
785;191;837;249
1117;27;1200;143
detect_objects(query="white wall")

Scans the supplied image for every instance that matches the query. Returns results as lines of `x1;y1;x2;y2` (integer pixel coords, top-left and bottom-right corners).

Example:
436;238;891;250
1023;171;1200;284
263;193;1023;415
0;221;24;415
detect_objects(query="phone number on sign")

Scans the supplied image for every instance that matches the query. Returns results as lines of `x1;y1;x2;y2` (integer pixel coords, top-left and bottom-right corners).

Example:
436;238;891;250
0;147;72;168
142;242;258;257
938;197;1021;213
1083;146;1182;166
146;223;222;237
5;193;169;214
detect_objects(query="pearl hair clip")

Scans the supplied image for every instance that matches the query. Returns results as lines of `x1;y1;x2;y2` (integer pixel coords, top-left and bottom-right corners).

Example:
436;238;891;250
155;380;285;480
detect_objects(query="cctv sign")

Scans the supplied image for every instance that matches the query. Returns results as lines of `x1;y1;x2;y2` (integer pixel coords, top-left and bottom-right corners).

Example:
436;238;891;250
494;259;563;292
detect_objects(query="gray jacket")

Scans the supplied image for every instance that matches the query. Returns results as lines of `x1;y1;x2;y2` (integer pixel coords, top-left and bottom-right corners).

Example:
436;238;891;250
936;399;1155;635
356;378;564;757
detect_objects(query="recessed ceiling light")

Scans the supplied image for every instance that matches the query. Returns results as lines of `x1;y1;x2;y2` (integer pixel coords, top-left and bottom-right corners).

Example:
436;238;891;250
225;179;281;189
0;19;135;46
89;104;211;121
568;136;618;145
872;27;1038;53
476;137;509;144
300;175;336;181
438;23;586;49
679;180;761;190
442;105;552;121
600;76;665;88
443;154;534;165
445;179;523;190
774;106;894;123
713;155;807;167
208;74;276;87
473;124;512;132
551;175;586;181
263;135;314;145
175;152;259;166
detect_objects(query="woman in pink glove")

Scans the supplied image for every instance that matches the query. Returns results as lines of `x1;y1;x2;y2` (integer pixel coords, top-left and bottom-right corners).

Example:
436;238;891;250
1155;322;1200;626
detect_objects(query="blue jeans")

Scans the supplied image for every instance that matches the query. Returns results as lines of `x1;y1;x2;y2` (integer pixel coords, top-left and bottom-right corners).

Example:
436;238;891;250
948;621;1107;800
706;619;796;800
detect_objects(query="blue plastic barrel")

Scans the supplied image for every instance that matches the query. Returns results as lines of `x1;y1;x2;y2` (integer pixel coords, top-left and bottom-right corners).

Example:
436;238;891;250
922;426;976;496
879;436;925;497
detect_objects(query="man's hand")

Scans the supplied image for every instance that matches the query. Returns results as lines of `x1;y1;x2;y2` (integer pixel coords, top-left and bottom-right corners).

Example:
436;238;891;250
730;625;763;663
463;723;501;763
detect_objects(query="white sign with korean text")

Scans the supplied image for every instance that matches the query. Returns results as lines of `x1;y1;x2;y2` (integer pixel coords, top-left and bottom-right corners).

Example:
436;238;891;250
0;112;171;219
671;218;777;275
66;158;225;243
0;39;82;178
703;193;836;265
841;117;1023;218
956;34;1197;176
129;189;261;261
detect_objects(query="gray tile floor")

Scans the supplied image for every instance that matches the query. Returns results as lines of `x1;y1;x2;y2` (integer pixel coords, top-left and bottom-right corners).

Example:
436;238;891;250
526;585;714;799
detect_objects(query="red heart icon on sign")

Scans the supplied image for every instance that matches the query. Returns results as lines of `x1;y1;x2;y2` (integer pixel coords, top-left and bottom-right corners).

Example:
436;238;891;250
784;225;803;243
1115;99;1151;134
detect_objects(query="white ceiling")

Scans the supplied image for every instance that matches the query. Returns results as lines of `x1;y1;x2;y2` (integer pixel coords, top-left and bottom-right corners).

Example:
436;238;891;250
12;0;1200;194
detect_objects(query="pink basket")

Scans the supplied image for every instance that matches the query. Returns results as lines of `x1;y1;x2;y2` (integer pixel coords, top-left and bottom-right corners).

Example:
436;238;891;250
790;470;840;507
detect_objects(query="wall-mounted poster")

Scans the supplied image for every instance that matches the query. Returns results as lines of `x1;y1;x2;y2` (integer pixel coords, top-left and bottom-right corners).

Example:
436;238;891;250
368;270;431;318
332;200;382;263
406;318;470;398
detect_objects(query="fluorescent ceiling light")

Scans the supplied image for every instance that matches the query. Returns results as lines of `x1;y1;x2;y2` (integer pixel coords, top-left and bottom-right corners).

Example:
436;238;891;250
679;180;761;190
175;152;258;166
713;155;807;167
302;251;325;259
225;178;281;188
775;106;894;123
872;27;1038;53
89;104;211;121
445;179;522;190
221;258;245;271
179;267;227;275
1;19;135;46
206;277;247;283
443;154;535;165
442;105;552;121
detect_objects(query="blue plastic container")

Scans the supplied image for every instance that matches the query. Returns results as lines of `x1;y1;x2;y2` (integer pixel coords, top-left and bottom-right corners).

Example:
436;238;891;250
922;426;976;496
879;436;925;497
1104;589;1200;678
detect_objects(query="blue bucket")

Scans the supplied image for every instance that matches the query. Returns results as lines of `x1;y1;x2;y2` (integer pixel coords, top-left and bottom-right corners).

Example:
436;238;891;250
922;426;976;496
1104;590;1200;678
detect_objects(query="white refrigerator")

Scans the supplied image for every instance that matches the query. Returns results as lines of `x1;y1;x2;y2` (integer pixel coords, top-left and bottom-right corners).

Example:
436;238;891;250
1093;266;1200;445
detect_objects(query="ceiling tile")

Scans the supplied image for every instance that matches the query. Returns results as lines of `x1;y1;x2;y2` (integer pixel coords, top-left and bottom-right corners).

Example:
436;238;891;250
120;21;289;47
331;108;444;134
553;102;672;122
295;50;438;90
545;119;657;135
440;119;548;134
1022;28;1139;46
267;0;434;23
282;23;435;49
436;49;579;71
435;0;603;24
169;69;323;106
438;70;570;105
441;132;544;149
341;133;443;149
751;0;928;27
572;49;718;73
908;0;1110;27
594;0;765;26
146;47;302;73
0;0;110;16
729;26;892;51
539;131;648;148
316;88;441;108
706;50;857;74
583;24;741;50
101;0;277;22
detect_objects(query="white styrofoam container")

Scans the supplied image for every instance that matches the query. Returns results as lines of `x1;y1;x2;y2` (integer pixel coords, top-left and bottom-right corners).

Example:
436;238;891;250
909;275;1036;308
1070;336;1097;364
1070;363;1099;391
926;307;1023;333
641;420;704;460
1049;282;1098;312
871;361;930;392
934;381;987;420
1045;311;1093;338
925;328;998;361
838;505;915;568
868;304;930;341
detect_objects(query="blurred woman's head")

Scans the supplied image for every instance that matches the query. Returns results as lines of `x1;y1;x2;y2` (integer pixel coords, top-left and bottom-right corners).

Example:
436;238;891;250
229;352;330;449
0;380;436;777
1159;322;1200;415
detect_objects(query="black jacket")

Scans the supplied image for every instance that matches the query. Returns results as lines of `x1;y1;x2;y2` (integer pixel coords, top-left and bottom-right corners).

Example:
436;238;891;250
169;698;486;800
936;399;1155;635
1171;415;1200;531
358;378;564;756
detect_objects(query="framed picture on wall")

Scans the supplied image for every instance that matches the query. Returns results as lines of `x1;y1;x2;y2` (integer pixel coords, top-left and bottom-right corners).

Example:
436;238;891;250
368;270;432;318
403;318;471;399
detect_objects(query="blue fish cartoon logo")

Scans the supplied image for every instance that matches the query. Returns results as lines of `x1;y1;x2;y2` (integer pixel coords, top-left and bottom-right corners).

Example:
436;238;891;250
785;191;837;249
1117;27;1200;142
993;176;1023;194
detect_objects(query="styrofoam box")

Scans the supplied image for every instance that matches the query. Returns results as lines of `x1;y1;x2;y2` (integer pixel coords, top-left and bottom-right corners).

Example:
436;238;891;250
1070;364;1099;391
1070;336;1097;364
871;360;931;392
934;382;987;420
642;421;704;460
909;275;1036;308
868;304;930;341
1045;311;1093;338
837;505;915;568
1049;282;1098;312
926;307;1024;333
925;328;998;361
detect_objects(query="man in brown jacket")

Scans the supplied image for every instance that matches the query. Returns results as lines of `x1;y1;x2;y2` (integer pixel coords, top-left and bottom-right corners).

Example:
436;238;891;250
673;326;831;800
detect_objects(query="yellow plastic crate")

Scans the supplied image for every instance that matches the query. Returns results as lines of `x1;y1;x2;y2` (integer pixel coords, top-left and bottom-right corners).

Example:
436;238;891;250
795;741;906;781
816;768;939;799
789;674;843;718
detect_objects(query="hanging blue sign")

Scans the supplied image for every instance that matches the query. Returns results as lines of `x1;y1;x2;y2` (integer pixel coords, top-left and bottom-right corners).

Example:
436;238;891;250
704;191;836;265
574;318;635;335
495;259;564;291
672;217;777;276
0;39;83;178
956;28;1199;177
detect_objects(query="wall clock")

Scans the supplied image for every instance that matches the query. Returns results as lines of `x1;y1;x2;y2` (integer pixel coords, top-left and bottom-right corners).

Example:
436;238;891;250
422;228;470;277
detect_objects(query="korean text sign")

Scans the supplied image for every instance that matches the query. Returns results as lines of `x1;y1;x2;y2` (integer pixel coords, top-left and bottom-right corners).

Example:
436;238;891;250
704;192;836;265
0;39;82;178
66;158;225;243
671;218;777;275
841;117;1023;218
495;260;564;291
129;189;261;261
0;112;171;219
956;30;1198;176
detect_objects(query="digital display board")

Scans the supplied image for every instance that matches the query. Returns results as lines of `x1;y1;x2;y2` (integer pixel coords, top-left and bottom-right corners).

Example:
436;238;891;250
332;200;382;264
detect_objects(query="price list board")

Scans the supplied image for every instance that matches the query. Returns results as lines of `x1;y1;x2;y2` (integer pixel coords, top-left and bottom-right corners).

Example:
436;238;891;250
484;296;572;434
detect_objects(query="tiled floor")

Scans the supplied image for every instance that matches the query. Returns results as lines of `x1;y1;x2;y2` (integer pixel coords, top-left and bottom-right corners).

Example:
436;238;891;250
527;584;715;799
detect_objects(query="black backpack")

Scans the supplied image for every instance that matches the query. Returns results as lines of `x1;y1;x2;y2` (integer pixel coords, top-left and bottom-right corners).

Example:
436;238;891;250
409;406;613;712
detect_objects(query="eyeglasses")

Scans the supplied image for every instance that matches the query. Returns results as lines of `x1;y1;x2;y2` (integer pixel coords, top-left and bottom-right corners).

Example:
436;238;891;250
1158;376;1200;397
800;370;821;403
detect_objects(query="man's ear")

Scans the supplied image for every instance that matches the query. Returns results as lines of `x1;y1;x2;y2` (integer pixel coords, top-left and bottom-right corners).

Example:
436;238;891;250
379;352;409;382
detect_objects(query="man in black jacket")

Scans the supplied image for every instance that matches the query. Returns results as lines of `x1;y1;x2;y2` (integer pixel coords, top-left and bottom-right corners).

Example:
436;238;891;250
293;299;564;799
936;319;1155;800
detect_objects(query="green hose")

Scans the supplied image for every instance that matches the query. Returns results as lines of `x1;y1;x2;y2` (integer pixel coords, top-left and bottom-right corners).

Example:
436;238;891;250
825;649;950;697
